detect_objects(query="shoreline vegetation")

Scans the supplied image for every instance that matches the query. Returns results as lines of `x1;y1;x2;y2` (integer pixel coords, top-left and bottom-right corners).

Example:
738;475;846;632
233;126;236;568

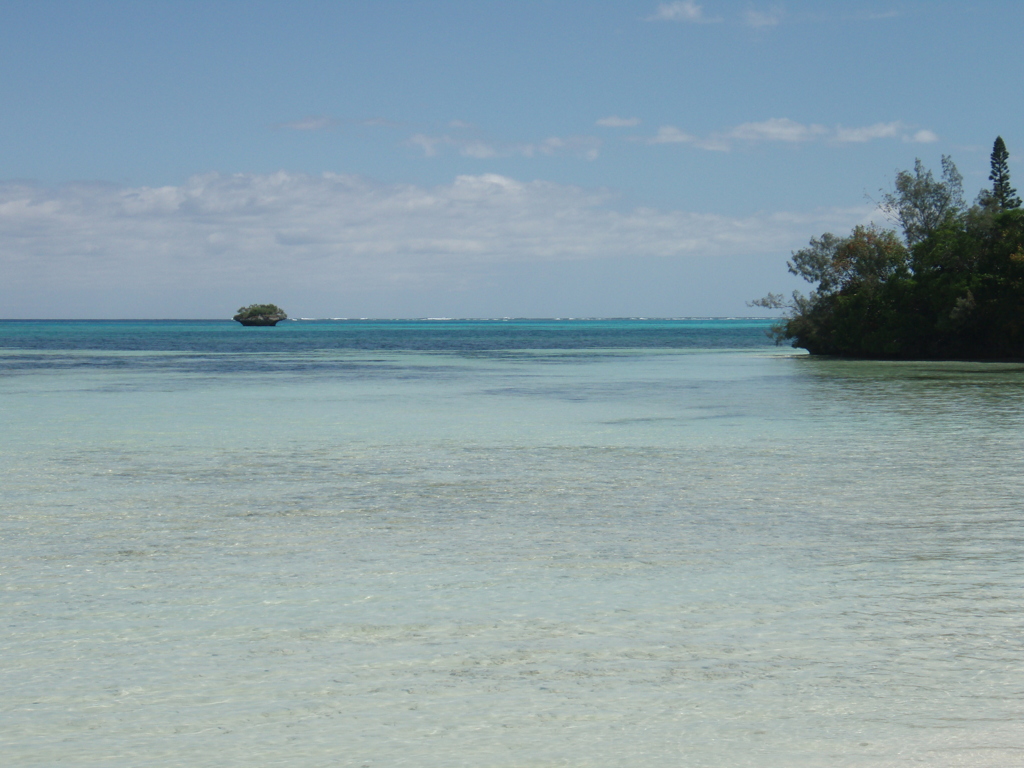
754;137;1024;360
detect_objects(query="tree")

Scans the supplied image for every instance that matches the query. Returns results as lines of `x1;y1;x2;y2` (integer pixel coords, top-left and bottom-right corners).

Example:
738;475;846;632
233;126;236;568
979;136;1021;211
881;156;965;246
750;225;909;351
754;152;1024;359
787;225;909;294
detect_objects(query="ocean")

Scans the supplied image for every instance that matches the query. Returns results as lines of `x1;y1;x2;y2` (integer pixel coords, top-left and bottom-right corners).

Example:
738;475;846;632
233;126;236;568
3;318;1024;767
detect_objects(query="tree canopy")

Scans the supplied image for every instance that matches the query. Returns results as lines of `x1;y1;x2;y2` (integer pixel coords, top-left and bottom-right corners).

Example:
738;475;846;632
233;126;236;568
756;140;1024;359
235;303;287;319
978;136;1021;211
233;304;288;325
880;156;964;246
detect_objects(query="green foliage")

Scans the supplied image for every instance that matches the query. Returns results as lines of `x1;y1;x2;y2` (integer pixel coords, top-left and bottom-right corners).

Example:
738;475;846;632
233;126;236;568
881;156;964;245
235;303;287;319
788;225;910;293
978;136;1021;211
755;148;1024;359
752;225;910;351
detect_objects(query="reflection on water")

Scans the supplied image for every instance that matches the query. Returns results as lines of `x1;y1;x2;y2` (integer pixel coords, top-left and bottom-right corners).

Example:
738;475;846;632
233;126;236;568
3;321;1024;767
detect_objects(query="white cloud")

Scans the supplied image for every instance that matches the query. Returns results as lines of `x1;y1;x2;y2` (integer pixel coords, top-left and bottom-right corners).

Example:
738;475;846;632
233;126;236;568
694;136;732;152
0;173;869;316
744;7;782;27
728;117;827;143
460;141;499;159
834;122;939;144
646;125;697;144
537;136;602;161
647;3;791;28
646;1;720;23
634;118;938;151
277;115;338;131
834;121;904;143
597;116;641;128
409;133;444;157
409;133;601;161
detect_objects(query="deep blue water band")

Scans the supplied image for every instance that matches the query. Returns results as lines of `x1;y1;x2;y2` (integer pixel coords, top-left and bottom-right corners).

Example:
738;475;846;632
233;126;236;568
0;318;778;354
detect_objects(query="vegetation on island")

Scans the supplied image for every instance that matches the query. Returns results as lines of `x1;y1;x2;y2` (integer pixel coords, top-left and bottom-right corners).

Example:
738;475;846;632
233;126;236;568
754;137;1024;359
233;304;288;326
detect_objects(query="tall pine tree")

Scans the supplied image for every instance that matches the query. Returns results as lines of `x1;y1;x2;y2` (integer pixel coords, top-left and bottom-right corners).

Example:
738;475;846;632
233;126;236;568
988;136;1021;209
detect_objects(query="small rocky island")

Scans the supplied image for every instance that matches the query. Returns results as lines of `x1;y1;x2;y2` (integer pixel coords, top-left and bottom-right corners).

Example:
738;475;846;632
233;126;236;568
233;304;288;326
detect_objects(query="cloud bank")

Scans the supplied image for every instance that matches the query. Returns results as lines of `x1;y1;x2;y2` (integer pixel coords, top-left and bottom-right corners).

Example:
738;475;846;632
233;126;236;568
0;173;871;317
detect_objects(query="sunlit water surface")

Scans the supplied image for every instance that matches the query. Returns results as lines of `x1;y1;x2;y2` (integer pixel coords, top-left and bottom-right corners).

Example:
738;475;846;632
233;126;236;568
3;320;1024;767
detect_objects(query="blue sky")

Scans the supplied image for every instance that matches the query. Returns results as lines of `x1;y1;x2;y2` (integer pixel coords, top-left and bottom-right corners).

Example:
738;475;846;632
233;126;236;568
2;0;1021;318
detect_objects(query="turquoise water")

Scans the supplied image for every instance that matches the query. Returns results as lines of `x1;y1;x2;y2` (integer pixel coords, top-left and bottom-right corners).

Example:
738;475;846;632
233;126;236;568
3;319;1024;767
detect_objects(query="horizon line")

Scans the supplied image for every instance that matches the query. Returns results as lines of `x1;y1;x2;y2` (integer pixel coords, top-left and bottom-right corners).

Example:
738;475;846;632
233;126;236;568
0;316;778;322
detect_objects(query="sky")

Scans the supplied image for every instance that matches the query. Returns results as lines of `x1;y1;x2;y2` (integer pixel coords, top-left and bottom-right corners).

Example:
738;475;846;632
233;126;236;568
2;0;1022;319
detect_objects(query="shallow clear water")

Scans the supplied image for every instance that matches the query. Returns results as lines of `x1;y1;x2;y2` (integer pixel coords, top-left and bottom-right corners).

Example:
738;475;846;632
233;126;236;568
3;320;1024;767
